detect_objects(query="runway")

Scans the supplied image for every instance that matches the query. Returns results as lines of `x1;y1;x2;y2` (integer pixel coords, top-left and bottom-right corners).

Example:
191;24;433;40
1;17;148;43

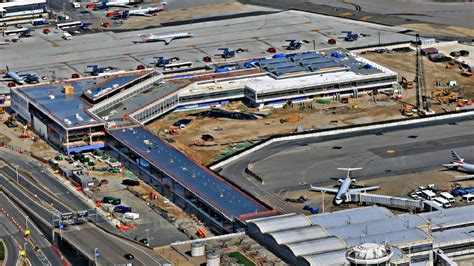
219;117;474;196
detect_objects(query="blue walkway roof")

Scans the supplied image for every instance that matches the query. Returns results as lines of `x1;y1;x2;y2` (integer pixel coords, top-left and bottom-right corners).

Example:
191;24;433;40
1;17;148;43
108;126;270;219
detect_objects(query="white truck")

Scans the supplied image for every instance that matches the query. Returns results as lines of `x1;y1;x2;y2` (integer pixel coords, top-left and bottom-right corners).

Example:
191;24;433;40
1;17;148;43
124;212;139;220
62;31;72;40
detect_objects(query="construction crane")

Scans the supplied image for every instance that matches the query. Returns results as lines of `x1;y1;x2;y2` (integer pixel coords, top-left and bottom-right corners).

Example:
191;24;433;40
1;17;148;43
415;34;434;116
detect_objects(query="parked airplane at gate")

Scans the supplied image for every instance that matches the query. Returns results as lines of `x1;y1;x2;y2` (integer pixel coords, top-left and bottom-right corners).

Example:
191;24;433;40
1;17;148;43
442;150;474;179
128;3;166;16
137;32;193;45
0;66;39;85
309;168;380;205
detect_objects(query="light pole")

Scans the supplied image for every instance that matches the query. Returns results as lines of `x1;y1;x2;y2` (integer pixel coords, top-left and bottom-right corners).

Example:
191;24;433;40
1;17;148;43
322;191;325;214
145;229;150;246
26;215;29;230
94;248;99;265
15;165;19;183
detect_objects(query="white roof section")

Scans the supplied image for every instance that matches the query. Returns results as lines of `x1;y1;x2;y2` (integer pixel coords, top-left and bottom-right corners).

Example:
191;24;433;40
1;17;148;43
308;206;394;228
248;213;311;234
269;225;329;245
345;228;431;247
432;225;474;246
419;205;474;230
299;249;348;266
327;213;428;238
285;236;346;257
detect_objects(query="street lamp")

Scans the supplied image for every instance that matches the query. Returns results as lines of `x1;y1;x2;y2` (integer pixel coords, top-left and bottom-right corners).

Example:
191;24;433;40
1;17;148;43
322;191;325;214
15;164;19;183
145;229;150;246
94;248;99;265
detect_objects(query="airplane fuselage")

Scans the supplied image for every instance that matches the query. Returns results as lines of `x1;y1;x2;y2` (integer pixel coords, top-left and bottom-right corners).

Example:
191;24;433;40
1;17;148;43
6;71;25;85
452;162;474;173
333;177;351;205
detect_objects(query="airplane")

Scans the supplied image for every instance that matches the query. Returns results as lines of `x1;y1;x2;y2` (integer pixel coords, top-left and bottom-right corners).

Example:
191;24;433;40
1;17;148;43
442;150;474;179
136;32;193;45
93;0;135;10
128;3;166;16
309;168;380;205
0;66;39;85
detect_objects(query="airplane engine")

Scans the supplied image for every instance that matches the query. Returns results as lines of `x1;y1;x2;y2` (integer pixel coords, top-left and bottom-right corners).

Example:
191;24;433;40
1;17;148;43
351;179;356;183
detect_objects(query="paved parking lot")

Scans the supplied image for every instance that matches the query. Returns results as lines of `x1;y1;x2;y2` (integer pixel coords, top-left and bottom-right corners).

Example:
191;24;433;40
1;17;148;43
1;10;414;84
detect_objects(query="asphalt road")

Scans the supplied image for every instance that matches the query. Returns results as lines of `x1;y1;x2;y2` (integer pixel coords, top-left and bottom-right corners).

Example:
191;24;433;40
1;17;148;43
0;154;170;264
61;223;169;265
0;193;63;266
0;149;188;246
220;118;474;195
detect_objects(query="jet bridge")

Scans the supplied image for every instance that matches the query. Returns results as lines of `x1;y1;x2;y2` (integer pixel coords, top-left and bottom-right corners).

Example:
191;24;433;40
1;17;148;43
350;193;426;210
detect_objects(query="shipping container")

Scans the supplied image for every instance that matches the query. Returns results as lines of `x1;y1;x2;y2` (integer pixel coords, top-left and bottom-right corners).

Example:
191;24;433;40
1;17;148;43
102;196;121;205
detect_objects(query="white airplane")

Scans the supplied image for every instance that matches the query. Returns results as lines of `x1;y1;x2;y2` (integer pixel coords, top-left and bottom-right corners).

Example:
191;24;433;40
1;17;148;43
442;150;474;179
94;0;136;9
128;3;166;16
0;66;39;85
137;32;193;45
309;168;380;205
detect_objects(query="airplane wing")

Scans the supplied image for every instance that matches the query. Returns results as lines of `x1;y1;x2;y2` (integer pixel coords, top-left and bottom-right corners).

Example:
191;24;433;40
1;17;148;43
442;163;458;168
348;186;380;193
309;185;338;194
454;175;474;179
0;77;13;82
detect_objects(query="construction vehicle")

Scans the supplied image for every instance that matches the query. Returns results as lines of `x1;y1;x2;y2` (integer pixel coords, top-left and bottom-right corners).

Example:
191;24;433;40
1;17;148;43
19;125;29;138
400;104;414;117
0;107;4;114
400;77;413;90
342;31;359;42
414;34;434;116
432;89;459;104
285;40;309;50
215;48;248;59
461;68;472;77
4;115;18;128
151;56;179;67
85;65;118;76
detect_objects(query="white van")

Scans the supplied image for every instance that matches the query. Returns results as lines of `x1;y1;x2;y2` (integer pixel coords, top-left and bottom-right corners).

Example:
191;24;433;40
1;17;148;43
434;197;452;208
462;193;474;203
440;192;455;204
421;190;436;200
62;31;72;40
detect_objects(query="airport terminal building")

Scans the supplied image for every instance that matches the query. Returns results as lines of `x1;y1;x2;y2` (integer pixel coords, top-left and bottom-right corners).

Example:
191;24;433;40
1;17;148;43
10;48;399;233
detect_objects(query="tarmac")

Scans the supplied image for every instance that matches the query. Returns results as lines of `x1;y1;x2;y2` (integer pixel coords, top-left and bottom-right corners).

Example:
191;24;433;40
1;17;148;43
219;117;474;196
1;10;414;83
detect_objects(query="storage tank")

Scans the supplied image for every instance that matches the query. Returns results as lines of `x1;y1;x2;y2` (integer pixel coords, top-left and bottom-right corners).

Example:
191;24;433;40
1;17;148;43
346;243;393;265
191;242;205;257
206;253;220;266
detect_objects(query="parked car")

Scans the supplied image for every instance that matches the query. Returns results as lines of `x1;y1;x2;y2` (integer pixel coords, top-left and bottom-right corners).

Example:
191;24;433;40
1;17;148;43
124;253;134;260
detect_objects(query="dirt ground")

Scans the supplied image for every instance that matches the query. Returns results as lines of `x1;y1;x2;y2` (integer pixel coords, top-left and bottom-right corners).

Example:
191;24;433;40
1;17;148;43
93;2;254;31
400;23;474;39
148;51;473;166
280;169;474;215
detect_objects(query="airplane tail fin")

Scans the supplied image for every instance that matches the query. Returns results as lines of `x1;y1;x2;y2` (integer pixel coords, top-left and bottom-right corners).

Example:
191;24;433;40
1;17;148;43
6;65;9;72
451;150;464;162
337;167;362;178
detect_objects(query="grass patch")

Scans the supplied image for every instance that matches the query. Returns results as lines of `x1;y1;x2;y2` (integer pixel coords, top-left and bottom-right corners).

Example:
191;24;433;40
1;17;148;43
228;252;255;266
0;241;5;260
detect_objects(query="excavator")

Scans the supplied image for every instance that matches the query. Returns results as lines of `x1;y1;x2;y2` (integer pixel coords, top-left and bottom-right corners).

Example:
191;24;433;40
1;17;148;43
400;77;413;90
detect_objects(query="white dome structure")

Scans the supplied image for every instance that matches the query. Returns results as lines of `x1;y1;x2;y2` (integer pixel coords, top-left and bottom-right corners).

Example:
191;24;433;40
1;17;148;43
346;243;393;265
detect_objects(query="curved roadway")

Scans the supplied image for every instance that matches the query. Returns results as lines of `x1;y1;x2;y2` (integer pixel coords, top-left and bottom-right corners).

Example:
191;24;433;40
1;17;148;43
220;117;474;196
